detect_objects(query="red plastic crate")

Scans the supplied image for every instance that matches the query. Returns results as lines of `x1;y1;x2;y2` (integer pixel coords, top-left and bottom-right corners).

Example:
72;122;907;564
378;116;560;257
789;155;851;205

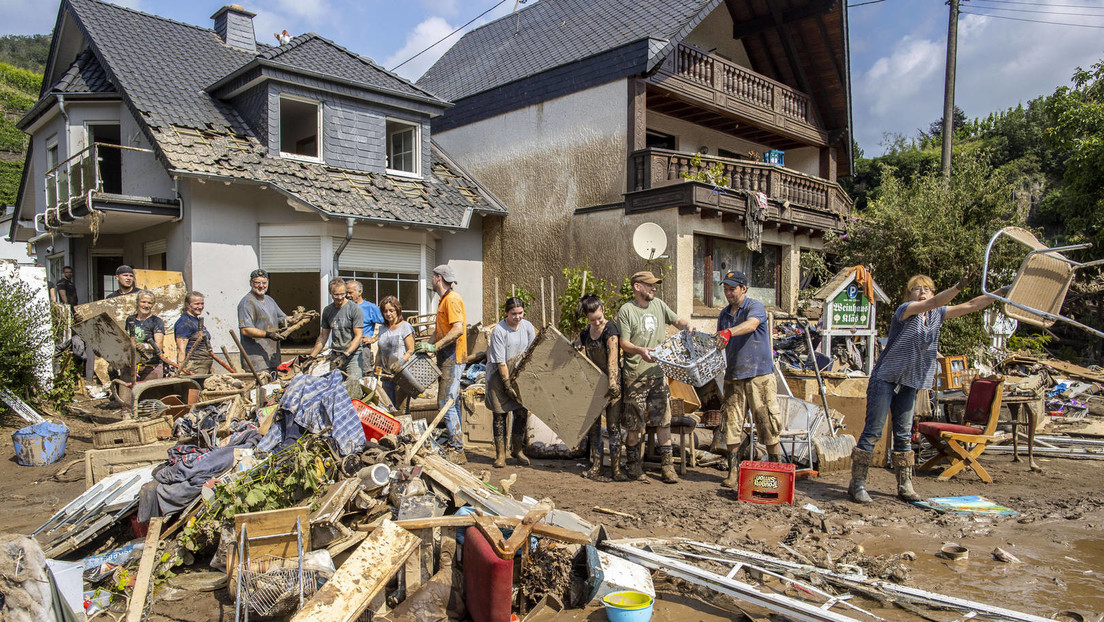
353;399;402;441
737;460;796;505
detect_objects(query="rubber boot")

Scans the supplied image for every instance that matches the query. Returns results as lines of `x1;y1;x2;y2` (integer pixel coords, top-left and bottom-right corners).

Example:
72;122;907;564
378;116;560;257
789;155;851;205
659;445;679;484
582;422;602;479
492;413;507;468
609;441;627;482
848;448;874;504
892;450;922;502
624;443;646;481
721;453;740;488
510;433;531;466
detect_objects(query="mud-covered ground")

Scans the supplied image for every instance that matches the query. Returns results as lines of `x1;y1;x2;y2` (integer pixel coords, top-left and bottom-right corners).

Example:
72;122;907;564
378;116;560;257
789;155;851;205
3;406;1102;621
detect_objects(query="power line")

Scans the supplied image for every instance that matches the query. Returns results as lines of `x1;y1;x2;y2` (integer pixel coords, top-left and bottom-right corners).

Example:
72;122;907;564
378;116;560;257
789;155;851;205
848;0;887;6
962;9;1104;26
971;0;1104;7
390;0;510;72
969;1;1104;16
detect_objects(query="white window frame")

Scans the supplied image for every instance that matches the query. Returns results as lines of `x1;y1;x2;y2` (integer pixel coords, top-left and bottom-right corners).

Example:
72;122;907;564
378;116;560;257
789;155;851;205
385;118;420;178
278;94;323;163
45;136;59;170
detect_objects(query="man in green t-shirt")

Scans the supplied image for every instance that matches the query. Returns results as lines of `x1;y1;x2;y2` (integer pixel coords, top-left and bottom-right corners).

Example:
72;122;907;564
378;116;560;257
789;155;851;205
616;270;690;484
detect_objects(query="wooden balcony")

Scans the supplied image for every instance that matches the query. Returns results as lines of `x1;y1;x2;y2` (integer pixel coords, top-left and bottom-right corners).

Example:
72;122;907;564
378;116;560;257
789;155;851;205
625;148;851;234
647;44;827;148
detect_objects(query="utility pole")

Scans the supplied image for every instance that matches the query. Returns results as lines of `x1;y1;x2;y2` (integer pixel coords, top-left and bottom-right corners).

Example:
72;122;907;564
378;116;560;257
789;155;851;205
941;0;960;179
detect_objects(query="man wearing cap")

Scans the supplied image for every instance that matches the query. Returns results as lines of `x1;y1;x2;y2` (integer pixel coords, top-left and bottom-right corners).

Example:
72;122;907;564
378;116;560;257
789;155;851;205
616;270;690;484
417;265;468;461
105;265;136;299
237;269;288;373
715;270;784;488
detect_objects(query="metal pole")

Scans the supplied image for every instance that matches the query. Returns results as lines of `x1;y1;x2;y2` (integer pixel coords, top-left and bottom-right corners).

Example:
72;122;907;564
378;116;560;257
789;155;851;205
941;0;960;179
540;278;547;327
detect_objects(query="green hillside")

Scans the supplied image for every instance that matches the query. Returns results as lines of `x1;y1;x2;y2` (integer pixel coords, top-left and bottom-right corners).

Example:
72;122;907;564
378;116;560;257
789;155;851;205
0;61;42;206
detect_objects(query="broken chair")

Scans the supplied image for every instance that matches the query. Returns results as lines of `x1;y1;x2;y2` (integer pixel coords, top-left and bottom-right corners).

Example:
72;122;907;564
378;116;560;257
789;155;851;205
982;226;1104;338
918;376;1004;482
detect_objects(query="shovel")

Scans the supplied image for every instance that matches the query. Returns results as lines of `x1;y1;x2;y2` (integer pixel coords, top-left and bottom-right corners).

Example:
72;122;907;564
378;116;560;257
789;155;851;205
799;318;856;473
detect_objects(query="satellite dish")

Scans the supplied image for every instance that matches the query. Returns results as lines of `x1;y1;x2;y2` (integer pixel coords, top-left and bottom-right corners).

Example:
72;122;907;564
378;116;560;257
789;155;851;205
632;223;667;260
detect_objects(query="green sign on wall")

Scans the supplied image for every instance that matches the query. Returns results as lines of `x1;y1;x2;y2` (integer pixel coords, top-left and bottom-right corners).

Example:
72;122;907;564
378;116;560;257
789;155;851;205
831;283;871;328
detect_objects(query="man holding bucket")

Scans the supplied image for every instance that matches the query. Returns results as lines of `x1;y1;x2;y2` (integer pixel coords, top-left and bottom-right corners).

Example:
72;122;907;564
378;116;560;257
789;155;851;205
714;270;785;489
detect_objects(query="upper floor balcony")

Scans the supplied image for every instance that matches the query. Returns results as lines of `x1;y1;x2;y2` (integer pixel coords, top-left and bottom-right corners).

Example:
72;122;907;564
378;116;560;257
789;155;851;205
646;44;828;149
37;143;181;236
625;148;851;234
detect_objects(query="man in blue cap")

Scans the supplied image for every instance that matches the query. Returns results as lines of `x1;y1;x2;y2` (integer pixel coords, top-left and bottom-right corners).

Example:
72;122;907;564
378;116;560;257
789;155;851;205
715;270;784;488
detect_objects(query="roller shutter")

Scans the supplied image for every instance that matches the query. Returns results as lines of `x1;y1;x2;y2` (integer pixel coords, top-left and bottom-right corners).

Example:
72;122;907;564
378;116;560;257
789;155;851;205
260;236;321;272
336;238;421;273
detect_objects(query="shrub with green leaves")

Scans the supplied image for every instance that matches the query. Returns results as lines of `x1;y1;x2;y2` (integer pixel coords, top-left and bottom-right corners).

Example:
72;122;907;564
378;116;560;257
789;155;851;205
0;272;51;397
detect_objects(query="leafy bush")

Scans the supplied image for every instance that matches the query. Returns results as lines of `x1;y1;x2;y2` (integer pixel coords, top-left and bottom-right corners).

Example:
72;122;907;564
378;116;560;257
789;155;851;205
0;273;51;397
0;160;21;206
0;62;41;94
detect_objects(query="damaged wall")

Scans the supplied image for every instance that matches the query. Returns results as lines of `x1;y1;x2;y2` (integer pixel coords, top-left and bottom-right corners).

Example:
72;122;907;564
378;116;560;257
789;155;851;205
434;80;629;324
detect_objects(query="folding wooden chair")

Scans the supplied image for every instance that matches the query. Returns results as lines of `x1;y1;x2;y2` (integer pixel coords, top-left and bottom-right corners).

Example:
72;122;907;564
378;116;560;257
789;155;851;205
917;376;1004;482
982;226;1104;338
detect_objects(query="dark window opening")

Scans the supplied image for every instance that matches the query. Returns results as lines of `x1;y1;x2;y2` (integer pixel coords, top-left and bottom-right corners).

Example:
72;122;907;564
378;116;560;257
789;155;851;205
646;130;676;150
280;97;320;159
718;148;748;160
89;124;121;194
693;234;781;309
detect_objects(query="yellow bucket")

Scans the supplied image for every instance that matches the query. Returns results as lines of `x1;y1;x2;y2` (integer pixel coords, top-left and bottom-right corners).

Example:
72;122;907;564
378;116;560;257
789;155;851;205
602;591;653;610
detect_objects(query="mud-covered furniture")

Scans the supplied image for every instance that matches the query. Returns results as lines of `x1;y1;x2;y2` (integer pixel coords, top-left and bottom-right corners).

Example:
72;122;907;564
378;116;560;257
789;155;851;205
918;376;1004;482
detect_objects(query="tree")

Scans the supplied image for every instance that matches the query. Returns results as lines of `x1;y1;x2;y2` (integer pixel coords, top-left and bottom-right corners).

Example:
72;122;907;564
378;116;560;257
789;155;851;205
926;105;967;140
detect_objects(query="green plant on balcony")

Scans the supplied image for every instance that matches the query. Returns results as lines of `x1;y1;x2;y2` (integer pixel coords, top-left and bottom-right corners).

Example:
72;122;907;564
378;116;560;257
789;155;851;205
681;152;730;191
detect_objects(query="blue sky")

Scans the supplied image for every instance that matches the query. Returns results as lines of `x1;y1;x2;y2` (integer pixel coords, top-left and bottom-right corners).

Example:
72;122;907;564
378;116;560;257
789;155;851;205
3;0;1102;156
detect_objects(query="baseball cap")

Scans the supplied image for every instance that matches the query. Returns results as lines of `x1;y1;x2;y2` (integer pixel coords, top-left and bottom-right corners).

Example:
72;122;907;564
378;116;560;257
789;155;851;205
433;264;458;284
115;265;134;276
249;269;269;281
630;270;661;285
720;270;749;287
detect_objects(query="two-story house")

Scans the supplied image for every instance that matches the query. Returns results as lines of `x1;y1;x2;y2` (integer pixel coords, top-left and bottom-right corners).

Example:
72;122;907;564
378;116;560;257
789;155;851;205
418;0;852;324
9;0;506;349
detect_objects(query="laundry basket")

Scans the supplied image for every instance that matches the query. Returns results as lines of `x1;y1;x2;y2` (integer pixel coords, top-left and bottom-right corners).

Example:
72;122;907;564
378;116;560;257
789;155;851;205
11;421;69;466
396;353;441;396
652;330;727;387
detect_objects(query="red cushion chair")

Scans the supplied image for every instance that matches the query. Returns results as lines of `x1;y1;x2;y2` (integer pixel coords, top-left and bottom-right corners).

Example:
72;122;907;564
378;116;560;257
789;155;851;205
918;376;1005;482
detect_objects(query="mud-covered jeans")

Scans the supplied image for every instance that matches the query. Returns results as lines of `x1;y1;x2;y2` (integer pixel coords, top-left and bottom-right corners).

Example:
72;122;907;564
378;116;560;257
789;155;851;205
438;355;465;449
857;377;917;453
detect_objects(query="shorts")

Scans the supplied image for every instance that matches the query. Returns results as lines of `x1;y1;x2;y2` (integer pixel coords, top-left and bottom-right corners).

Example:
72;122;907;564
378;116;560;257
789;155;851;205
621;374;671;431
721;374;783;446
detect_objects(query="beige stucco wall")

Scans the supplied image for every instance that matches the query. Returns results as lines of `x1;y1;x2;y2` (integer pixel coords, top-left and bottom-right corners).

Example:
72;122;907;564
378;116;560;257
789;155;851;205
434;80;630;323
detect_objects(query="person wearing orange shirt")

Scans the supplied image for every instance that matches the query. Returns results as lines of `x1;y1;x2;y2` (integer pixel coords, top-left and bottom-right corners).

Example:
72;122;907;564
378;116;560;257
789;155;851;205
416;265;468;462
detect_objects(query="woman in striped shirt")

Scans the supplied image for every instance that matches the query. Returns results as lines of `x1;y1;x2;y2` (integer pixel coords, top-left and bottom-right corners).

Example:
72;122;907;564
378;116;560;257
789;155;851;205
849;273;1002;504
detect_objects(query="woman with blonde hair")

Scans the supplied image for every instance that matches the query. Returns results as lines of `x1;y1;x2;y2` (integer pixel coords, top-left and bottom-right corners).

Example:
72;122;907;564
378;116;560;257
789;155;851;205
125;290;175;380
848;272;1003;504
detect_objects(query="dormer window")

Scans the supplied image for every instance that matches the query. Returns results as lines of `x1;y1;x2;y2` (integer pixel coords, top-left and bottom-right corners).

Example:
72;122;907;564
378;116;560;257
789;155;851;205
386;119;419;177
279;95;322;161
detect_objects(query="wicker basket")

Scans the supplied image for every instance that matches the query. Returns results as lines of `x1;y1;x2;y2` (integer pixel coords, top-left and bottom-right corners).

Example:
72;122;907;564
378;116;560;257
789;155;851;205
92;416;172;449
701;409;723;427
652;330;727;387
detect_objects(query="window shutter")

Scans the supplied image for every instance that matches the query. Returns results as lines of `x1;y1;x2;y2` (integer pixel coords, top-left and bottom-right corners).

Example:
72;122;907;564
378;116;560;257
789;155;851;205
260;236;321;272
143;239;167;256
337;238;421;273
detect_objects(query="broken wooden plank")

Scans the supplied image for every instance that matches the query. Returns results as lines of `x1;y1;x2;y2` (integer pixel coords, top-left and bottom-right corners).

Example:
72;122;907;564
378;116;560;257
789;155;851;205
84;441;175;487
291;519;420;622
407;398;454;460
125;516;163;622
513;326;608;448
354;515;592;545
310;478;360;525
402;528;431;599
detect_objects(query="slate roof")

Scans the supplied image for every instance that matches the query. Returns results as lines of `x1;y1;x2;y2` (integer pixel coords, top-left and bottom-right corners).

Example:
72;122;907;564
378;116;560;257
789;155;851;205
57;0;503;227
417;0;717;102
51;48;114;94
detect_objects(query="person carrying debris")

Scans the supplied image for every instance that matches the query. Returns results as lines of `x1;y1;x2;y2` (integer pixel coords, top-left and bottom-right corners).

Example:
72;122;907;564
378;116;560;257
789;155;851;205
125;290;176;381
616;270;691;484
377;295;416;412
577;294;625;480
849;273;1003;504
105;265;136;299
310;278;364;397
714;270;785;488
237;269;288;373
419;265;467;462
486;297;537;468
346;280;384;372
174;291;213;375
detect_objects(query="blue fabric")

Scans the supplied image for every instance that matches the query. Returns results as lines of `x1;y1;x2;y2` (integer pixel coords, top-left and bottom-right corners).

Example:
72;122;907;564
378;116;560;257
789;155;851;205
257;371;366;456
857;376;917;452
717;297;772;380
439;358;465;448
359;301;384;337
872;303;947;390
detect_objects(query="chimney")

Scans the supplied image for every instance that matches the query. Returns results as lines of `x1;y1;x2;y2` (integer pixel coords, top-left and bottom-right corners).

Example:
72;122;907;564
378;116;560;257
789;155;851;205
211;5;257;52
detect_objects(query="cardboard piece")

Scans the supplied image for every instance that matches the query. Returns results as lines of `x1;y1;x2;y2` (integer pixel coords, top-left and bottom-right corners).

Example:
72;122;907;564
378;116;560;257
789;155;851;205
72;312;133;369
74;273;187;361
462;390;494;445
513;327;608;449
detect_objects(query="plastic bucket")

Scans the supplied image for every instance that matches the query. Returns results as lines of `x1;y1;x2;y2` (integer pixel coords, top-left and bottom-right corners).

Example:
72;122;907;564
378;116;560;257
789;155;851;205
11;421;69;466
602;591;654;622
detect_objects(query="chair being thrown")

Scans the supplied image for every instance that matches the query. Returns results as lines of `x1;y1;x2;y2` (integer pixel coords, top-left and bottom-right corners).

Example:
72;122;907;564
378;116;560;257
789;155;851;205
982;227;1104;338
917;376;1004;482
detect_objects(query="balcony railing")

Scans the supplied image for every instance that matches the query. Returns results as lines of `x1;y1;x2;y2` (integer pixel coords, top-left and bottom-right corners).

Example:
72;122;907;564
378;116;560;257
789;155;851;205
651;44;824;145
629;148;851;221
37;143;158;233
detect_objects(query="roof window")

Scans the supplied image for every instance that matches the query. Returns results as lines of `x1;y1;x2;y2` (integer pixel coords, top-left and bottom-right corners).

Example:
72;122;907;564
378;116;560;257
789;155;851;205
279;96;321;161
386;119;419;177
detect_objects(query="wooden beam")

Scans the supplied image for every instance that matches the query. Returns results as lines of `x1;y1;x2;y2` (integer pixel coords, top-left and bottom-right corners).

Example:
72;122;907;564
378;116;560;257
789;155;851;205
679;206;700;216
126;517;164;622
701;207;722;219
732;0;838;39
766;1;816;98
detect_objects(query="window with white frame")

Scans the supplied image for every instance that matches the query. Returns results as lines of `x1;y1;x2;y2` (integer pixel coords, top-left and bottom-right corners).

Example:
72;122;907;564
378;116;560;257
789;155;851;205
279;96;321;160
386;119;418;175
46;138;59;170
338;270;420;316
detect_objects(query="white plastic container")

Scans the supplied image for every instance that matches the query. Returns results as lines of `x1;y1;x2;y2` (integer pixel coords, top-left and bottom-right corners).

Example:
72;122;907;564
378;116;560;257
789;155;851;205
46;558;84;615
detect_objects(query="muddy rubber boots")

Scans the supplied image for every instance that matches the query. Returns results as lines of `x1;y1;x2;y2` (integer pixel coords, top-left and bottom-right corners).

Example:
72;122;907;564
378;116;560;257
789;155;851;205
721;452;740;488
848;447;873;504
609;439;627;481
659;445;679;484
492;412;507;468
892;450;922;502
582;421;603;478
624;443;646;481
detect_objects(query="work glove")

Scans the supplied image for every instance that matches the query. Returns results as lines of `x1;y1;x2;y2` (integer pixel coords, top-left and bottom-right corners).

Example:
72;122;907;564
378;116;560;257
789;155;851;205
388;360;403;374
332;352;349;369
504;381;519;400
606;383;621;400
415;342;437;355
715;329;732;349
265;330;286;341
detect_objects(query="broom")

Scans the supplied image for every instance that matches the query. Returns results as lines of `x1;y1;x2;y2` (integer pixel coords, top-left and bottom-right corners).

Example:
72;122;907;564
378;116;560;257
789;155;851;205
799;318;857;473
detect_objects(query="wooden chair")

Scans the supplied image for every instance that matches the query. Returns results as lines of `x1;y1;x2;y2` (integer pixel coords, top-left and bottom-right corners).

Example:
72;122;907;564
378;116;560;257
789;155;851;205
918;376;1005;482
